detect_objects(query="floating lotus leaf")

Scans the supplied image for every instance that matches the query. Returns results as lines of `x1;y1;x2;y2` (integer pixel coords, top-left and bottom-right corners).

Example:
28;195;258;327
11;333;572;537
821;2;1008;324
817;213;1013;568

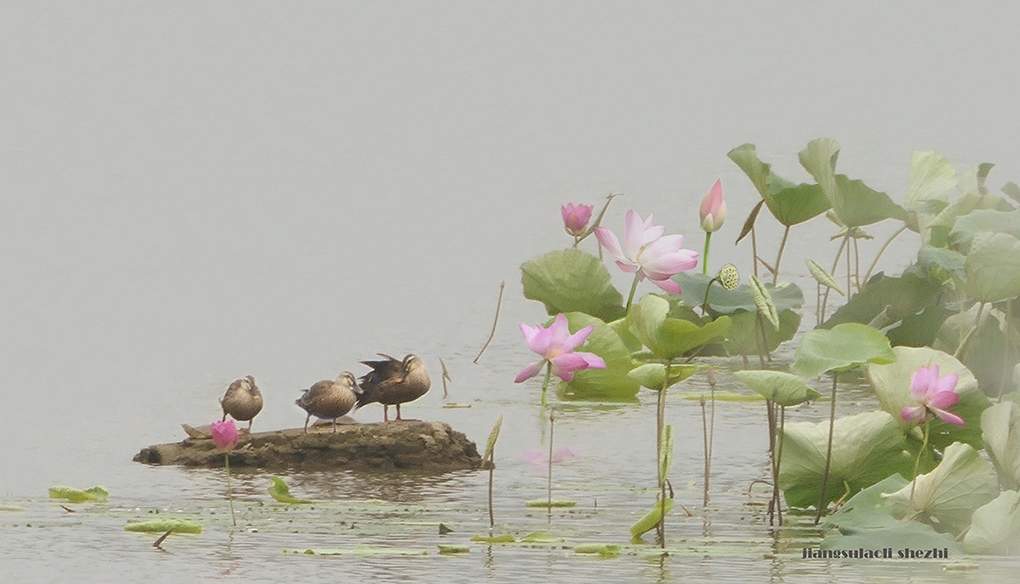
799;138;906;227
559;312;640;401
792;323;895;378
124;519;201;534
868;347;990;450
629;295;730;360
732;370;820;407
525;500;577;508
268;476;313;504
779;411;912;509
437;545;470;554
49;485;108;503
471;534;515;543
822;474;910;531
962;490;1020;556
727;143;830;226
521;249;626;322
982;402;1020;490
574;543;621;556
821;518;962;554
883;442;999;535
965;232;1020;303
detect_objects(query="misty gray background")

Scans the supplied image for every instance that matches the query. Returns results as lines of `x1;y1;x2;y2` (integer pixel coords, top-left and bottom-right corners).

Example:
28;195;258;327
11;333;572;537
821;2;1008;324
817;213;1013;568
2;2;1019;496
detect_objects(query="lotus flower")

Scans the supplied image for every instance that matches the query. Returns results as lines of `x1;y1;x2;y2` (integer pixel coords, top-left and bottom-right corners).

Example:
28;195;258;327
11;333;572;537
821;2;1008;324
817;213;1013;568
211;420;239;451
594;210;699;294
515;314;606;383
900;365;964;426
561;203;594;236
699;179;726;232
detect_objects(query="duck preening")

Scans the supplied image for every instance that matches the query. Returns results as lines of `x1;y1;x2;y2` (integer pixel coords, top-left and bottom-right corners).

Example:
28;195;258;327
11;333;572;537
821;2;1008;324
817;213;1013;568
295;371;361;433
220;375;264;431
355;353;431;422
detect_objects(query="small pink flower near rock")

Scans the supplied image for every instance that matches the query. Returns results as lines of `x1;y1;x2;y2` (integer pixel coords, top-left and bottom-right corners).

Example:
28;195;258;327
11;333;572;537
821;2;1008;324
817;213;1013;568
211;420;239;451
561;203;594;236
900;364;964;426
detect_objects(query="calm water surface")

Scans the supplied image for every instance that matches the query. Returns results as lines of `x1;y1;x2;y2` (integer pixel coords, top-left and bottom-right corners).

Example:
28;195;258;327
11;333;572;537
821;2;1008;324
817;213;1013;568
2;2;1020;582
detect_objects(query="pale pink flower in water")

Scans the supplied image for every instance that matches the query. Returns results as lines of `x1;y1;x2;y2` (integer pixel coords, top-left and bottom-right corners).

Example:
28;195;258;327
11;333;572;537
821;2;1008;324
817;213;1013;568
515;314;606;383
594;210;699;294
211;419;239;451
900;365;964;426
561;203;594;236
699;179;727;232
519;447;582;471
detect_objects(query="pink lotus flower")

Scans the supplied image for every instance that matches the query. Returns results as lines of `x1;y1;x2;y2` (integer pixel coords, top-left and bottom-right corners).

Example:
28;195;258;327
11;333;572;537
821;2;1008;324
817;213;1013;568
594;210;699;294
561;203;594;236
515;314;606;383
699;179;726;232
211;419;239;451
900;365;964;426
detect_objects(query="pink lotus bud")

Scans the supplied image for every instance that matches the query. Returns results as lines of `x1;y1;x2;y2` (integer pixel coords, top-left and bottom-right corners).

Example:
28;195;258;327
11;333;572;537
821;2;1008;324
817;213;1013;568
211;420;239;451
699;179;726;232
561;203;594;236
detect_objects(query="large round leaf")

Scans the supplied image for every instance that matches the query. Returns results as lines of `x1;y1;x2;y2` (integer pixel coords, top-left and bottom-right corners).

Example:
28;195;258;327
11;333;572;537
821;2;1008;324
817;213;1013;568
963;491;1020;556
883;442;999;536
792;323;895;378
867;346;990;450
629;295;731;360
779;411;913;509
673;272;804;315
721;309;801;356
558;312;639;401
965;231;1020;303
949;207;1020;253
982;401;1020;490
521;249;625;322
732;369;820;406
727;143;830;227
628;363;701;391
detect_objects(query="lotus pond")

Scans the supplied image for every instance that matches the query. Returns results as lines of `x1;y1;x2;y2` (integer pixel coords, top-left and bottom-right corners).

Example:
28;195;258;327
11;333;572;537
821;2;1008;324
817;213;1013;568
4;141;1020;583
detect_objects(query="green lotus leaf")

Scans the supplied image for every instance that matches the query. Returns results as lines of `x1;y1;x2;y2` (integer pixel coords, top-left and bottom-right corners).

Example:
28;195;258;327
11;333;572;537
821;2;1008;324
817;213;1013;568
124;519;201;534
965;232;1020;303
727;143;830;226
629;295;730;360
628;363;701;391
629;498;674;538
721;309;801;356
732;370;820;407
521;249;626;322
916;246;966;283
822;474;910;531
962;490;1020;556
949;207;1020;253
779;411;912;509
822;273;944;331
49;485;108;503
905;150;957;210
574;543;622;556
559;312;640;401
868;347;990;450
799;138;906;228
792;323;895;378
884;442;999;535
821;518;962;555
749;275;779;329
471;534;516;543
928;192;1014;247
673;272;804;315
268;476;313;504
780;411;913;509
982;402;1020;490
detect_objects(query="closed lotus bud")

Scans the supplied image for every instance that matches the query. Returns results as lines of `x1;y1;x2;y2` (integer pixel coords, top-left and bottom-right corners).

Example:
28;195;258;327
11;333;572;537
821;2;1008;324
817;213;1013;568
561;203;594;236
699;179;726;232
210;420;239;451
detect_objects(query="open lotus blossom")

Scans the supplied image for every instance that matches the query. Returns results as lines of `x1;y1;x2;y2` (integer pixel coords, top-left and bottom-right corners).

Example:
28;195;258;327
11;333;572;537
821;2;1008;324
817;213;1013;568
594;210;699;294
561;203;594;236
900;365;964;426
515;314;606;383
699;179;726;232
211;419;239;451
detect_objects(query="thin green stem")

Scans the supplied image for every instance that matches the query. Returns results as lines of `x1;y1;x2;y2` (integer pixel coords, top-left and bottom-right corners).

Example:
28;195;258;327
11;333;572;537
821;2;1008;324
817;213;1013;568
820;234;850;322
863;225;908;284
751;225;760;278
539;364;553;408
701;277;720;315
656;361;671;548
814;371;839;525
909;421;930;508
547;408;555;524
625;273;641;314
772;225;790;285
702;231;712;276
224;453;236;528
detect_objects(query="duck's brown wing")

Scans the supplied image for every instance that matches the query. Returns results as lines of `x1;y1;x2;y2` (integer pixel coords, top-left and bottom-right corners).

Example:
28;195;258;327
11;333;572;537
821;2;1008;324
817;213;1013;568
356;353;402;408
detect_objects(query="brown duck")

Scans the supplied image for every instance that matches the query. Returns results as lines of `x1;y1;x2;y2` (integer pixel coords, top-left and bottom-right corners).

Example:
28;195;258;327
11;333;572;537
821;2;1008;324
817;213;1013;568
219;375;264;432
295;371;361;433
355;354;431;422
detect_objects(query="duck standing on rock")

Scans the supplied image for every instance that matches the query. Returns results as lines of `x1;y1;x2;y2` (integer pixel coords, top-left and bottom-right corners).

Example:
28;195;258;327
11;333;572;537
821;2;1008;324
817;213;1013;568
296;371;361;433
355;354;431;422
219;375;264;432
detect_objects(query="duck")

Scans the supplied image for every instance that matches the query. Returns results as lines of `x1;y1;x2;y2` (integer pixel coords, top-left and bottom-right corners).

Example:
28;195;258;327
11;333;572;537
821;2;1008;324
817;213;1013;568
220;375;264;432
355;354;431;422
295;371;361;433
